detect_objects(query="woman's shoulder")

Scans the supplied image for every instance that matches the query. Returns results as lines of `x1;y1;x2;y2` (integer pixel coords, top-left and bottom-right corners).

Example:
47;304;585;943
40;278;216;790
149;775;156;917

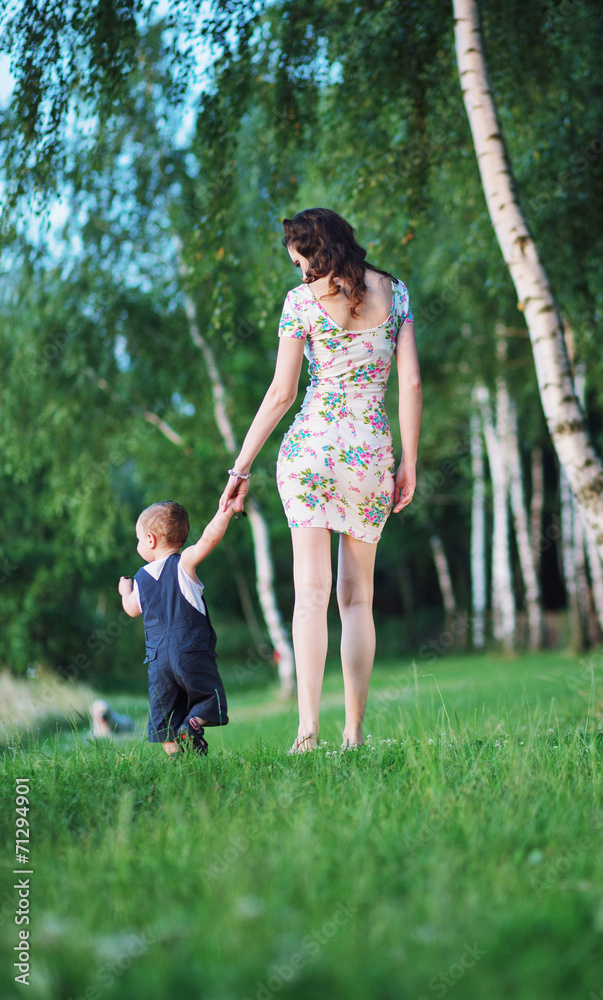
285;282;313;303
368;271;408;297
278;284;315;340
390;276;413;323
389;275;408;293
282;283;318;317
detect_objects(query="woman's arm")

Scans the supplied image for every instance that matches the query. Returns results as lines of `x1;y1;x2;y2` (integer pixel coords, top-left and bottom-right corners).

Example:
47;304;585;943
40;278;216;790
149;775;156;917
219;336;306;512
393;320;422;513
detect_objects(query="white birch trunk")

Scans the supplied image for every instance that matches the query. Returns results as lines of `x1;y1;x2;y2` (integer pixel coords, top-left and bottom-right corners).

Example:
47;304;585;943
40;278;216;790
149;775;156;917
573;361;603;636
453;0;603;555
560;467;585;650
182;290;295;696
507;396;544;649
246;501;295;693
476;385;515;651
495;337;512;647
583;516;603;635
530;447;544;577
429;534;456;618
572;497;592;643
470;408;487;648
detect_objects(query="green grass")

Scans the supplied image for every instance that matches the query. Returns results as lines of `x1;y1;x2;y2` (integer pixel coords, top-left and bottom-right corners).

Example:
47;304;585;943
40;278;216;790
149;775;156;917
2;649;603;1000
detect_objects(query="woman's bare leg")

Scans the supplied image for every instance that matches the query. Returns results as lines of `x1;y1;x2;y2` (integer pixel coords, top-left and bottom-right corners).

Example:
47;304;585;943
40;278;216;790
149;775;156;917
337;534;378;746
290;527;332;741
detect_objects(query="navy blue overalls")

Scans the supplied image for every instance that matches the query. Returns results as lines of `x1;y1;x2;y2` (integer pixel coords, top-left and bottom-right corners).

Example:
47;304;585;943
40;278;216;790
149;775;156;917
134;554;229;743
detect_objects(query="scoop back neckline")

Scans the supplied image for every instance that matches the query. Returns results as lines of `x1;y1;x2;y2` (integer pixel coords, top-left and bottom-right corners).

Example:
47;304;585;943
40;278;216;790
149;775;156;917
302;277;398;334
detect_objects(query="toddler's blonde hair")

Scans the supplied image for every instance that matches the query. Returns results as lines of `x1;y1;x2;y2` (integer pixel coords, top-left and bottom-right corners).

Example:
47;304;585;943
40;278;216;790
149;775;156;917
139;501;189;547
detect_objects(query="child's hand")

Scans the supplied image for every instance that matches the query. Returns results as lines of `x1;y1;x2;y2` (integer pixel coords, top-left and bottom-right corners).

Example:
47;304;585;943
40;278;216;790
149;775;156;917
225;498;246;518
118;576;134;596
219;474;249;513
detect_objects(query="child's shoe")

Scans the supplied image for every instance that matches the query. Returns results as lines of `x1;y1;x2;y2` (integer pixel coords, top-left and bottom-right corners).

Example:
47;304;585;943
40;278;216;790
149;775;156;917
176;718;208;755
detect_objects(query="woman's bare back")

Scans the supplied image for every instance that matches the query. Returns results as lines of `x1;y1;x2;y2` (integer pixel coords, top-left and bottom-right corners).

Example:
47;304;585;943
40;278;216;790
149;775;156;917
310;269;393;331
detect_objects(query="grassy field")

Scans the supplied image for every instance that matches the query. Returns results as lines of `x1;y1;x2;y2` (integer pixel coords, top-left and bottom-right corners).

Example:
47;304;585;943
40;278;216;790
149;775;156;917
2;649;603;1000
0;669;96;746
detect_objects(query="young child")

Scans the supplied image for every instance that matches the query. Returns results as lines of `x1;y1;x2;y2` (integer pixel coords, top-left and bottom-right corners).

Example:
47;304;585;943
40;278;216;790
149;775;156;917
119;500;237;756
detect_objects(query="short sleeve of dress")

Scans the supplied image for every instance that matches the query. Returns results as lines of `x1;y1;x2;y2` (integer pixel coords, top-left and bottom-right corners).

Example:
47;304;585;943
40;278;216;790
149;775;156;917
278;288;310;340
397;280;414;323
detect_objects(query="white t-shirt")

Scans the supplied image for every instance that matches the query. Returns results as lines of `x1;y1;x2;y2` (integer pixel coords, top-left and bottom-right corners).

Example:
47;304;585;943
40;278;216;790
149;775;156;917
133;555;206;616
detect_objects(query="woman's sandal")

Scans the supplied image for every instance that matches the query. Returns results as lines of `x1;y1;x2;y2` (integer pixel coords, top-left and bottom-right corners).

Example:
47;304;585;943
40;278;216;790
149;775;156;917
288;734;318;755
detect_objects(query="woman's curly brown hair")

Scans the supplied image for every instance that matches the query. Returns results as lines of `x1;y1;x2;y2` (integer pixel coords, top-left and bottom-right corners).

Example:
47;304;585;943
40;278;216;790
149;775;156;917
282;208;393;318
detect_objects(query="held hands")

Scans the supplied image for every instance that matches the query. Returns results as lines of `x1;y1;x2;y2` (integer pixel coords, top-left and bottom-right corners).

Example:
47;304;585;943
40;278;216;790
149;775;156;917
219;474;249;514
393;461;417;514
118;576;134;597
222;497;245;518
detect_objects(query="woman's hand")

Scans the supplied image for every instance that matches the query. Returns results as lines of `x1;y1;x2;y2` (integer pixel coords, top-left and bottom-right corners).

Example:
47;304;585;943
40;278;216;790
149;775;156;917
219;474;249;514
392;461;416;513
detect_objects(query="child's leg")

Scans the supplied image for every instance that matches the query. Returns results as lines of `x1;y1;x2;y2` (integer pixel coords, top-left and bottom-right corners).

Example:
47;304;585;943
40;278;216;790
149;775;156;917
172;640;229;753
162;720;206;755
180;664;229;729
149;662;187;752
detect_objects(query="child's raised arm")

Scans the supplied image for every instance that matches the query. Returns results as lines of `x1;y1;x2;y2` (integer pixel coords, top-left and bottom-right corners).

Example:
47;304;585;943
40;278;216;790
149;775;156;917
180;502;237;580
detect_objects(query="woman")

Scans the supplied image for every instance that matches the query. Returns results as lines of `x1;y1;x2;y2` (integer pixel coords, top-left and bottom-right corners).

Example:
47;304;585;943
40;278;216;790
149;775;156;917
219;208;422;752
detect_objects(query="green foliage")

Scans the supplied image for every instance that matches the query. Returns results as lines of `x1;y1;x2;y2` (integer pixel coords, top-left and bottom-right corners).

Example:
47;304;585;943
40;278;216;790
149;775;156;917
0;0;147;208
1;1;602;674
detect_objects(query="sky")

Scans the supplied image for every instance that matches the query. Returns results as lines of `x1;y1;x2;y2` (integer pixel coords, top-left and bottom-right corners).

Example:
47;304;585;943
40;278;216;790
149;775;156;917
0;0;184;110
0;1;211;250
0;53;15;106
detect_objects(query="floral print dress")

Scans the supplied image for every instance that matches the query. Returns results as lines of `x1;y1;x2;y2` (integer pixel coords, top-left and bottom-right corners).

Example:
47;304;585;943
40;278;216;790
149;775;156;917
276;277;413;542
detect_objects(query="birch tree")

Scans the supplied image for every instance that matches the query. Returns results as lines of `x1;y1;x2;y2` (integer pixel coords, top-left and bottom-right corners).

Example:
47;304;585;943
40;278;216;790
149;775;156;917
557;329;602;643
559;468;586;651
476;385;515;651
582;517;603;637
453;0;603;554
573;361;603;636
429;533;457;628
470;408;487;649
530;448;544;579
506;397;544;649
